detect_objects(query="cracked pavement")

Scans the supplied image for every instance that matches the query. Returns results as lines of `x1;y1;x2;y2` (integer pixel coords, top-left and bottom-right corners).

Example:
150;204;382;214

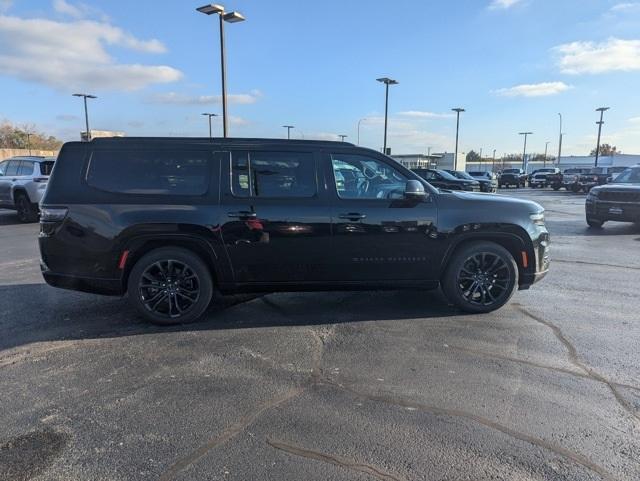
1;189;639;481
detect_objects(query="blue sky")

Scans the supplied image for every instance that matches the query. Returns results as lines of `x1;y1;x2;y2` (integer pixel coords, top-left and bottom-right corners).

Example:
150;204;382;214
1;0;640;156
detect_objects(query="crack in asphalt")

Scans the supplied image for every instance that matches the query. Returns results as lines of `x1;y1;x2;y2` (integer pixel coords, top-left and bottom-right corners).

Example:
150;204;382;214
447;344;640;394
516;305;640;429
158;306;337;481
158;386;305;481
553;258;640;271
320;380;615;481
266;438;406;481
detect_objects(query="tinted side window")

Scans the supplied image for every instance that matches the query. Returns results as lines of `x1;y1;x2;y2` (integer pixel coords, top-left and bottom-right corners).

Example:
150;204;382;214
40;161;55;175
5;160;19;176
231;151;316;198
87;150;210;196
0;161;7;175
18;161;34;176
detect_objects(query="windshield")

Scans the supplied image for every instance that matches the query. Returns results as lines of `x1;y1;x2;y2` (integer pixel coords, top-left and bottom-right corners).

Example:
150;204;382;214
447;170;475;180
612;167;640;183
436;170;460;180
503;169;520;174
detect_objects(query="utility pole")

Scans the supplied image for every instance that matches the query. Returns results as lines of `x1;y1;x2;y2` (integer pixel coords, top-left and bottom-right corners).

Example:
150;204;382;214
544;141;549;168
519;132;533;172
594;107;610;167
452;108;465;170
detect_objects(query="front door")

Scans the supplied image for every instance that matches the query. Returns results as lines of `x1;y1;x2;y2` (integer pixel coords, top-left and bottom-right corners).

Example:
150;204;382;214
0;160;20;205
219;148;333;284
326;151;438;282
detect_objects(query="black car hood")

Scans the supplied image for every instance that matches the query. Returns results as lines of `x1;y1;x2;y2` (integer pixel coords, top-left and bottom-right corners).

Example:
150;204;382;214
593;183;640;192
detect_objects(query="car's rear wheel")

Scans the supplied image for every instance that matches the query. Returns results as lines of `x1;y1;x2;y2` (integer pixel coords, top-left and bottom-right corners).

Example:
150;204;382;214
127;247;213;325
586;217;604;228
442;241;518;313
15;193;39;223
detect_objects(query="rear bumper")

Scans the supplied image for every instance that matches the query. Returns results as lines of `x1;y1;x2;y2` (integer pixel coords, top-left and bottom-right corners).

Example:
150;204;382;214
41;261;123;296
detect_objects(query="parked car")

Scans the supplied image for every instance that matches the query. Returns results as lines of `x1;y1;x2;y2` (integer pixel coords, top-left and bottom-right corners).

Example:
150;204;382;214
585;165;640;228
548;168;591;192
445;170;496;193
0;156;56;222
412;168;480;191
39;137;549;324
499;168;527;188
528;168;560;188
579;166;629;192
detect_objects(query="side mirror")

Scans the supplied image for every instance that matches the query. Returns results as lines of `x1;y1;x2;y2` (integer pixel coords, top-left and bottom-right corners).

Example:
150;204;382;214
404;180;426;199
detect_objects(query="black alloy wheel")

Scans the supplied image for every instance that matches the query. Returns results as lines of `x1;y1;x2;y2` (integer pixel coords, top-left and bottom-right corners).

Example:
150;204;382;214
442;241;518;313
127;247;213;325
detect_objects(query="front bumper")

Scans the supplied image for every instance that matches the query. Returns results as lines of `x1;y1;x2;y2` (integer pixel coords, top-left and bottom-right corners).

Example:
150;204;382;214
586;200;640;222
520;226;550;289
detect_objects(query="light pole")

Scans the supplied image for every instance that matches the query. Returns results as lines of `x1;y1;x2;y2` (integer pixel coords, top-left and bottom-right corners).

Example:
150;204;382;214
26;132;32;155
557;113;563;168
594;107;610;167
197;4;246;138
338;134;348;142
452;108;465;170
376;77;398;154
202;112;218;139
72;93;97;141
282;125;294;139
357;118;368;145
492;149;496;172
519;132;533;172
544;141;550;167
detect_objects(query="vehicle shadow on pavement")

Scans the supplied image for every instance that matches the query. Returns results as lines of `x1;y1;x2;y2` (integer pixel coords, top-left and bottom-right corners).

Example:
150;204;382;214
0;283;463;352
0;212;26;226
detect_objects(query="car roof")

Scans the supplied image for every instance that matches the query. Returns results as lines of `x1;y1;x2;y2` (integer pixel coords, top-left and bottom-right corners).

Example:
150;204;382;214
5;156;56;162
87;137;355;148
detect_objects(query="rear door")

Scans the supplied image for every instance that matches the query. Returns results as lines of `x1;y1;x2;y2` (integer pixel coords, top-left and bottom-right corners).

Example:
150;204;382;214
0;160;20;204
325;151;439;282
219;147;333;284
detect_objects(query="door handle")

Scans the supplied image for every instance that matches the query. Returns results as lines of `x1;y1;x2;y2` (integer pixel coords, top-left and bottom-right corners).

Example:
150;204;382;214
339;212;366;221
227;211;257;220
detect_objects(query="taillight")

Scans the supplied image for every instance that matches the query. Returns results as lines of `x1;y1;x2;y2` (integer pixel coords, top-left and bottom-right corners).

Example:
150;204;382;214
40;207;68;222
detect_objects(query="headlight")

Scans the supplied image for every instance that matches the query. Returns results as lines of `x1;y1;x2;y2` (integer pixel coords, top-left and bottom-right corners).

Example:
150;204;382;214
530;212;545;226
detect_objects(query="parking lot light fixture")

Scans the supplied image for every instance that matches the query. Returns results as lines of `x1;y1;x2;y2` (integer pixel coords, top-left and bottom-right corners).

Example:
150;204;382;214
357;118;368;145
197;4;246;138
72;93;97;141
544;141;550;167
519;132;533;172
451;108;465;170
376;77;398;154
202;113;218;139
283;125;294;139
594;107;610;167
557;113;563;168
339;134;348;142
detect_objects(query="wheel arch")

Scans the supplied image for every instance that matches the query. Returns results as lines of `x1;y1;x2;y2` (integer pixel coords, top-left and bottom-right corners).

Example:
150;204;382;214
118;232;226;292
439;229;534;285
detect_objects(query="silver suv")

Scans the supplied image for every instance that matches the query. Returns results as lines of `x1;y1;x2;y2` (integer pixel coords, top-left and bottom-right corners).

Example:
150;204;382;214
0;156;56;222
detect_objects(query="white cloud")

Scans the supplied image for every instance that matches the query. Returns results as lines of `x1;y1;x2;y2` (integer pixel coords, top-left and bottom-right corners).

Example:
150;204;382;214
147;90;262;105
629;116;640;123
610;2;640;12
554;38;640;74
397;111;455;119
488;0;523;10
493;81;572;97
0;15;180;91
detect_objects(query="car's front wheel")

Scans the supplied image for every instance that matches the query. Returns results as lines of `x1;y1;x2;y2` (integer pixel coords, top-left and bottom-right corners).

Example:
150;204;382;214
442;241;518;313
127;247;213;325
586;217;604;228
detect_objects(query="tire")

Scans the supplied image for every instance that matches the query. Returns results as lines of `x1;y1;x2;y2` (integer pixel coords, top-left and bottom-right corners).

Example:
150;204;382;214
586;217;604;229
442;241;519;314
571;184;580;193
552;185;560;191
127;247;213;325
15;193;39;223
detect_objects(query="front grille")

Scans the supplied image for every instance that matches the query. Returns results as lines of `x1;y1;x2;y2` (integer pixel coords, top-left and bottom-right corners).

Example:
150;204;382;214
598;191;640;202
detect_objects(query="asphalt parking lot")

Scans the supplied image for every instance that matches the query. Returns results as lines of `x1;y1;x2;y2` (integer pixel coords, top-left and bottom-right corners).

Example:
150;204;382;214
1;189;639;481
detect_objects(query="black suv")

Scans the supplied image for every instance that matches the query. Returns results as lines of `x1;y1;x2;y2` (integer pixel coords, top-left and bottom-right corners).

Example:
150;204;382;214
499;168;527;188
412;168;480;191
585;165;640;228
39;138;549;324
